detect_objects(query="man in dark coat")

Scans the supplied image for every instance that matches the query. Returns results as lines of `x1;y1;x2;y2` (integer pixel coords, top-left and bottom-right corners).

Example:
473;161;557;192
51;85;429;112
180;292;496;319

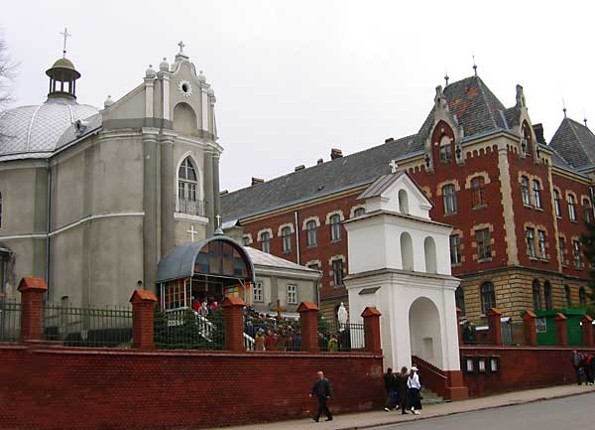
309;370;333;422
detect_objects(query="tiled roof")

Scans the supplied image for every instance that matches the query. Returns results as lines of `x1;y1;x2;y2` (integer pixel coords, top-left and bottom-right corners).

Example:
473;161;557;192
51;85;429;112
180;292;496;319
549;117;595;169
244;247;320;274
221;134;418;221
221;76;529;223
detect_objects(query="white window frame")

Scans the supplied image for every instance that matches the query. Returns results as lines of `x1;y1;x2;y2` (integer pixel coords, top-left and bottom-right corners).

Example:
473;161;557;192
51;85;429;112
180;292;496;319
537;230;546;258
568;194;577;221
442;184;457;214
532;180;542;209
287;284;298;305
526;227;536;258
252;281;264;303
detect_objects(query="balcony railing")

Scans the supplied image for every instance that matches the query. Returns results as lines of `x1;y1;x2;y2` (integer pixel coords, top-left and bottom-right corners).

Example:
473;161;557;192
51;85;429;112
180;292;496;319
176;198;206;217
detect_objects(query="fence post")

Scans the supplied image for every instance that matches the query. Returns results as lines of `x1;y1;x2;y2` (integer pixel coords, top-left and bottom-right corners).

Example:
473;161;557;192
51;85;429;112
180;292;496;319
222;296;246;352
361;307;382;353
129;289;157;350
582;315;593;347
554;313;568;347
487;307;503;346
18;277;47;342
522;309;537;346
297;302;319;352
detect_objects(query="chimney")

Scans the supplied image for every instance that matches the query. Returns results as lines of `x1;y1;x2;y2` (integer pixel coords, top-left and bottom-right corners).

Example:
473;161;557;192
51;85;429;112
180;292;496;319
533;123;546;145
294;165;305;171
330;148;343;160
317;158;324;165
251;177;264;186
385;137;394;143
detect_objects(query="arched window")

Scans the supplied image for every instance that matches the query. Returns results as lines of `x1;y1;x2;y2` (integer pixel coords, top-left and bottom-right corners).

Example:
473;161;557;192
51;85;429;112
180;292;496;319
306;220;318;247
259;231;271;253
564;285;572;307
442;184;457;214
520;176;530;206
532;180;542;209
579;287;587;308
398;189;409;214
353;207;365;218
329;214;342;242
439;135;453;163
471;176;485;208
583;198;592;223
424;236;437;273
455;286;466;316
400;232;414;271
532;279;541;310
553;190;561;217
567;194;577;221
178;157;201;216
544;281;553;310
480;282;496;315
281;226;292;253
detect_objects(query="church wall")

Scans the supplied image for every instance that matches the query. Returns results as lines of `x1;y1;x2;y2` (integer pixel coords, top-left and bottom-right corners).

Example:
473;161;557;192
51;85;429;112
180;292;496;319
51;150;86;229
50;227;84;305
0;164;47;233
0;345;384;429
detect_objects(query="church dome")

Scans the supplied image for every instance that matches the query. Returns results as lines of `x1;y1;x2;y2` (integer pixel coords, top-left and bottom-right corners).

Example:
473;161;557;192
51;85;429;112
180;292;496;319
0;97;99;160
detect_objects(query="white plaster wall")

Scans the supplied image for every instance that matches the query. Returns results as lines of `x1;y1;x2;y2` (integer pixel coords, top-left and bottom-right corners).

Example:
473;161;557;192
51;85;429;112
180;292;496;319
346;220;388;273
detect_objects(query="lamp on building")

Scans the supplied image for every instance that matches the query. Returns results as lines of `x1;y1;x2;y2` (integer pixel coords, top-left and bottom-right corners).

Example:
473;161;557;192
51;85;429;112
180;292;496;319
425;154;431;168
520;138;527;154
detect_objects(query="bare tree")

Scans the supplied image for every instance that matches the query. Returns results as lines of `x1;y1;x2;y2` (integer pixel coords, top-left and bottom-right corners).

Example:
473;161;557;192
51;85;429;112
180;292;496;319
0;33;15;108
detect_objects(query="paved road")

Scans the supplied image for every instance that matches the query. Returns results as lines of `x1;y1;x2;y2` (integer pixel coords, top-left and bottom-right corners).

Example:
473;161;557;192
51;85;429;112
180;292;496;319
375;392;595;430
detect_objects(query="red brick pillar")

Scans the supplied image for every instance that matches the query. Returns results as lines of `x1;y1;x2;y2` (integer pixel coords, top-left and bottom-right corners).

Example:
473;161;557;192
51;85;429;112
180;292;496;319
18;277;47;342
130;290;157;350
554;313;568;347
522;310;538;346
487;307;503;346
456;307;463;345
581;315;593;347
361;307;382;353
222;296;246;352
297;302;320;352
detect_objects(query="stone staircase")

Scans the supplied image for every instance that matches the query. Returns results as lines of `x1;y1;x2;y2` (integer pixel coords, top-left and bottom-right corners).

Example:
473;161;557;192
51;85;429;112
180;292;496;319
420;387;447;405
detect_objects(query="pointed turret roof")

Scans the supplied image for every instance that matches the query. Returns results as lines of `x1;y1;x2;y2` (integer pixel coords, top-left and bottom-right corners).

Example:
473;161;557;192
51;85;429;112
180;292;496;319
549;117;595;169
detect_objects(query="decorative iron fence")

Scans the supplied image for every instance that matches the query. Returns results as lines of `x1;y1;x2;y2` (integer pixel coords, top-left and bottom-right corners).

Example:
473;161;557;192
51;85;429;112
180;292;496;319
155;307;225;350
318;320;365;352
43;303;133;347
0;300;21;342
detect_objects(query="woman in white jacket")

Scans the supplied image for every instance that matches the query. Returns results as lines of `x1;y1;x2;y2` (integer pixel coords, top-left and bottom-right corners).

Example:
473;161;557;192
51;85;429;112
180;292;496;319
407;366;422;414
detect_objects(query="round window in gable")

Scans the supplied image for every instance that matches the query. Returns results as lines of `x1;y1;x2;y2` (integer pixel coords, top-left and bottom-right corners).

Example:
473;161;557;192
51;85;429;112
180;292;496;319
178;80;193;98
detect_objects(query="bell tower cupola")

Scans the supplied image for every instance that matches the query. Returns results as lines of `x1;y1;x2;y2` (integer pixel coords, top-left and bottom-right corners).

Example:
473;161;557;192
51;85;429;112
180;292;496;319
45;27;81;100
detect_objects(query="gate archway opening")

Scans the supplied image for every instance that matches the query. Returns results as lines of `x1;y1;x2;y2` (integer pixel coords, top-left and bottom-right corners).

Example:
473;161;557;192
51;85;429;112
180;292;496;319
408;296;443;368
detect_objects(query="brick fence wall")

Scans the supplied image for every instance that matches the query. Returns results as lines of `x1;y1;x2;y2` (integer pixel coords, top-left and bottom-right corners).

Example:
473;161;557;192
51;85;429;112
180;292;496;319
460;345;595;397
0;344;384;430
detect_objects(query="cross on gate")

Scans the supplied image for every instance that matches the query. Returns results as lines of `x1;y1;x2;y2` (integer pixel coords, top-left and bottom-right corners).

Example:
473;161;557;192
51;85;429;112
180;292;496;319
389;159;399;173
187;225;198;241
215;214;221;229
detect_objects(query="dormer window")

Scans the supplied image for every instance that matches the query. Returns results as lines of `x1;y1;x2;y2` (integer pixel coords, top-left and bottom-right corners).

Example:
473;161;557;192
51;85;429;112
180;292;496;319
439;136;453;163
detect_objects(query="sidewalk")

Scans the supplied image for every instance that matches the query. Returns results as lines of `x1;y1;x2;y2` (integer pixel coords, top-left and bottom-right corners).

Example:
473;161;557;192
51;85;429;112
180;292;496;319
213;384;595;430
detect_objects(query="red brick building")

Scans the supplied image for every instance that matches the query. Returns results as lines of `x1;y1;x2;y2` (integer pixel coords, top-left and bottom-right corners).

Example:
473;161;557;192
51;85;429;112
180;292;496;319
221;74;594;323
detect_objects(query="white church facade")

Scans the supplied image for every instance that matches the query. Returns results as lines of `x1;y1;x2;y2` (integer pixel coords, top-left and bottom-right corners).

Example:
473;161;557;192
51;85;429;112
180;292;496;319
344;171;468;399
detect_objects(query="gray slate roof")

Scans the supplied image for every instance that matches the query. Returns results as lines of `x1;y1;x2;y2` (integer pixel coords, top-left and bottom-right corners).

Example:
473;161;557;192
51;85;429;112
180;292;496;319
357;172;405;200
549;117;595;169
244;247;320;274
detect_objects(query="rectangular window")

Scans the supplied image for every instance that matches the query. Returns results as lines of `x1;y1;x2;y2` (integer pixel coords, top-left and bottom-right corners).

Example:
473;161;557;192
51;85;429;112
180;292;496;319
568;195;577;221
573;240;582;268
330;215;342;242
553;190;561;217
252;281;264;303
471;177;485;208
260;232;271;254
443;185;457;215
306;221;318;247
287;284;298;305
332;259;344;287
526;227;536;258
538;230;546;259
520;177;530;206
449;234;462;265
281;227;292;253
532;180;542;209
476;228;491;260
559;237;568;266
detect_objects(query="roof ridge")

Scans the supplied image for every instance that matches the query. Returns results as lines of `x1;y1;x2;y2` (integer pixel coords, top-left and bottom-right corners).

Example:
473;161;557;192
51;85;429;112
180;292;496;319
475;76;499;130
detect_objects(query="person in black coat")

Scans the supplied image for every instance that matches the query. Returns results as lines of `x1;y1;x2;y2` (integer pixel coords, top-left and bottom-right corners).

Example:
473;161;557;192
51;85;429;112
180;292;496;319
396;367;409;414
309;371;333;422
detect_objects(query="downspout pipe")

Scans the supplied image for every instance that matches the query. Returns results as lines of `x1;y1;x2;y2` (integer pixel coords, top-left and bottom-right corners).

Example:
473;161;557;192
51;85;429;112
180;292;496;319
294;210;300;265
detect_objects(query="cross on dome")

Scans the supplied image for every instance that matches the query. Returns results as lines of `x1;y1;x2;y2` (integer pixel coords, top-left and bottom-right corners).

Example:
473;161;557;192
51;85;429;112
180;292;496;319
60;27;71;58
178;41;185;54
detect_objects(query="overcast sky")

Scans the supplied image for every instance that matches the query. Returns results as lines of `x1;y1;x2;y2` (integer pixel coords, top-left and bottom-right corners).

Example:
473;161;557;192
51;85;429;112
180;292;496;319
2;1;594;192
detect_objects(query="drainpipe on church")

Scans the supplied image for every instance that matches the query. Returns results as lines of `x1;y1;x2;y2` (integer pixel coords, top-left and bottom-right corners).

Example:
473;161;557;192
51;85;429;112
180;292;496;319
45;165;52;296
294;210;300;265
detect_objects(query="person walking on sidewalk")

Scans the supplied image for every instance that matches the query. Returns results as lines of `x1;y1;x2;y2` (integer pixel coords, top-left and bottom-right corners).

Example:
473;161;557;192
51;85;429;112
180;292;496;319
309;370;333;422
407;366;422;415
396;366;409;414
383;368;397;411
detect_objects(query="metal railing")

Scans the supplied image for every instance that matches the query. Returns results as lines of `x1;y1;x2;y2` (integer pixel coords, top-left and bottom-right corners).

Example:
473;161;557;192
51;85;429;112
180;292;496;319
318;321;365;352
155;308;225;350
0;300;21;342
176;198;206;217
43;303;133;347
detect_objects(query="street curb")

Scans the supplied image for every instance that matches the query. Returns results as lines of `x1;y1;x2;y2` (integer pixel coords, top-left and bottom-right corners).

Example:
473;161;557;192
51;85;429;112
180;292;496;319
327;388;595;430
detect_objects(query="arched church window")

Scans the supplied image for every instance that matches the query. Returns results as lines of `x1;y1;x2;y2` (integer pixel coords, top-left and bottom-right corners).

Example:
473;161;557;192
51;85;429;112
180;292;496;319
532;279;541;310
178;157;202;216
400;232;414;271
398;189;409;214
306;220;318;247
480;281;496;315
424;236;437;273
455;286;466;316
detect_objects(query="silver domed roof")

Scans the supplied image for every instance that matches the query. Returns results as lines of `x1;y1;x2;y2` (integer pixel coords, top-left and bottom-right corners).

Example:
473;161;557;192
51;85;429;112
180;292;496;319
0;98;99;160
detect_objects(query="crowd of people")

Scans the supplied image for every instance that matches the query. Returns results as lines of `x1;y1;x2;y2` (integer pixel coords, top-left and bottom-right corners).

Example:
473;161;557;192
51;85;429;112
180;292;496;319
571;350;595;385
383;366;423;415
